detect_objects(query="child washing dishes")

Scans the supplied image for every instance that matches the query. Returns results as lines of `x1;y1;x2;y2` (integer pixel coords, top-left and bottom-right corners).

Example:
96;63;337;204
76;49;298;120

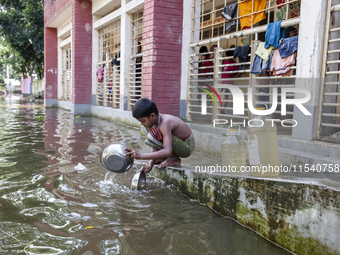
125;98;195;173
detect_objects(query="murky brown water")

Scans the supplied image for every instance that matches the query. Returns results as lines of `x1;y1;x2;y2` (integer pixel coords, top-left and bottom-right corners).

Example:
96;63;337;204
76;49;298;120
0;94;291;254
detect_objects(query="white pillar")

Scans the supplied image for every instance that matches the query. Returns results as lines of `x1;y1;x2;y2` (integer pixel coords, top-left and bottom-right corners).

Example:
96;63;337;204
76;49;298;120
180;0;194;119
292;0;328;140
120;1;132;110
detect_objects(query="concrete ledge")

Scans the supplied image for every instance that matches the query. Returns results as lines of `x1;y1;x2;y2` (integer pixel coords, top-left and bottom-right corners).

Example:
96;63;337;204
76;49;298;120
91;106;140;127
58;100;72;111
44;98;58;107
149;165;340;255
190;128;340;171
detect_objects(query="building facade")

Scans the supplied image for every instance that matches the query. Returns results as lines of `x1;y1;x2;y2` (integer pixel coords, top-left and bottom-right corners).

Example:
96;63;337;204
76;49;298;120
44;0;340;143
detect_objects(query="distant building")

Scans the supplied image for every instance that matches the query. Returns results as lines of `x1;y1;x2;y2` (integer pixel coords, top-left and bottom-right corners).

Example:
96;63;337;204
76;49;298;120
4;79;21;93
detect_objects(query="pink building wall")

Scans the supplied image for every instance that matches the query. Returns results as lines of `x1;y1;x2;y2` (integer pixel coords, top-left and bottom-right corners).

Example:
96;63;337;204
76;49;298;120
44;27;58;101
44;0;72;101
44;0;184;115
71;0;92;105
44;0;71;25
142;0;183;116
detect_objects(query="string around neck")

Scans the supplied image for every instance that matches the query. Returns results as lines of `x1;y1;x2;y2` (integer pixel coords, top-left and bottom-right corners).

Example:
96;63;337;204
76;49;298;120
158;113;161;129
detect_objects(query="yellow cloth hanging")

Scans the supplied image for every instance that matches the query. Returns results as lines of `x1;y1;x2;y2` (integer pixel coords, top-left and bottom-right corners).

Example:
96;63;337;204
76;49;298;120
255;42;274;62
238;0;267;29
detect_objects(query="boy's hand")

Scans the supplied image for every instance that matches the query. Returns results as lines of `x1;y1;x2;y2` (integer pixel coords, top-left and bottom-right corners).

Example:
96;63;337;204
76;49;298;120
124;148;142;160
138;164;152;174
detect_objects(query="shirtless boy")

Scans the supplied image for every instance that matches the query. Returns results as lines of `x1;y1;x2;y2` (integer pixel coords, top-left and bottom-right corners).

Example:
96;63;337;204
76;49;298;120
125;98;195;173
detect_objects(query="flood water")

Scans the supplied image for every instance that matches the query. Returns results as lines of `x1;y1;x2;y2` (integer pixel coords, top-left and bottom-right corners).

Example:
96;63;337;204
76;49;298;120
0;94;291;255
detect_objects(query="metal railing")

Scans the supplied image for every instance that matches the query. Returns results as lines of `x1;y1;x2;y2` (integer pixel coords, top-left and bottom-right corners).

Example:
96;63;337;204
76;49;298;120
128;53;143;110
96;65;120;108
188;19;299;133
318;1;340;142
192;0;301;44
61;70;71;101
128;10;144;110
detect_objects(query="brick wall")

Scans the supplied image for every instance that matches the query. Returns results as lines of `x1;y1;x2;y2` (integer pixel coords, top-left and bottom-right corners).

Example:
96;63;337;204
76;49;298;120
44;0;71;26
44;0;71;101
72;0;92;104
44;27;58;100
142;0;183;116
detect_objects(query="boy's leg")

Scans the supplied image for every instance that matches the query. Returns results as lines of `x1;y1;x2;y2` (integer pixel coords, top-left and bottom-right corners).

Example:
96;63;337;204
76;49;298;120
143;127;194;167
158;135;195;168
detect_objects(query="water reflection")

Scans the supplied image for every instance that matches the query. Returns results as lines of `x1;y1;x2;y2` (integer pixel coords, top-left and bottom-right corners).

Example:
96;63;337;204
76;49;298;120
0;95;291;254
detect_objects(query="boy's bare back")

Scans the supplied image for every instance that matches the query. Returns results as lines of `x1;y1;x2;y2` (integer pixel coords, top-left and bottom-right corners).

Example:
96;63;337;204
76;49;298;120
158;114;191;140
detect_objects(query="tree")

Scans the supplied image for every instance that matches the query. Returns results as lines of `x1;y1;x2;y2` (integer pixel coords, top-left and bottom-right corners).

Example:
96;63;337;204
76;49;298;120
0;43;21;80
0;0;44;79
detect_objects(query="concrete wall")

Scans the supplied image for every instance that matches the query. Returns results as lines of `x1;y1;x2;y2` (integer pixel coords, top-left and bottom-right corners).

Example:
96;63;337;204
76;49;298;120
150;166;340;255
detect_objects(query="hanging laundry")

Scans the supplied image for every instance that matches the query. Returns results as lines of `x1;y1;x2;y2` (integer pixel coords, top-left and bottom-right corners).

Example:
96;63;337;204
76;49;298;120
270;49;296;76
233;45;250;70
97;68;104;83
222;3;238;32
278;36;298;58
111;52;121;70
265;20;282;49
255;42;275;62
238;0;267;30
250;52;273;74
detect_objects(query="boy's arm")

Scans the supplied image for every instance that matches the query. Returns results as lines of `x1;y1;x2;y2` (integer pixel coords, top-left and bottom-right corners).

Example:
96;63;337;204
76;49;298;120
138;148;156;173
125;124;173;160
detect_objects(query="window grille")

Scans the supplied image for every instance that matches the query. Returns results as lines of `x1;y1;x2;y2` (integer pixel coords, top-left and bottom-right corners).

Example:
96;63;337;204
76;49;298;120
96;20;121;108
61;46;72;101
318;0;340;143
193;0;300;44
128;11;144;110
189;0;300;134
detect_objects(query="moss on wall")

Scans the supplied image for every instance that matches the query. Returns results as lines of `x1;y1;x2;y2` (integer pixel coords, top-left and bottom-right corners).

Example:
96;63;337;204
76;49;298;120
150;166;340;255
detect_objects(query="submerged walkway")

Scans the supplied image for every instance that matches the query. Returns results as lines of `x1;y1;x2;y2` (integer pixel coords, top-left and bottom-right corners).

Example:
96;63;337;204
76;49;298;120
61;99;340;254
1;94;295;255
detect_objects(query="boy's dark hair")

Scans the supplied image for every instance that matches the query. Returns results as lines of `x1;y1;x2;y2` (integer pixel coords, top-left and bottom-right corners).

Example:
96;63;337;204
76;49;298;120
132;97;158;119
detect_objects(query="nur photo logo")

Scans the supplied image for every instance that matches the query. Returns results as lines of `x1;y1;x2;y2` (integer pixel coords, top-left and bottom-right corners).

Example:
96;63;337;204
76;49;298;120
197;84;222;115
198;84;312;128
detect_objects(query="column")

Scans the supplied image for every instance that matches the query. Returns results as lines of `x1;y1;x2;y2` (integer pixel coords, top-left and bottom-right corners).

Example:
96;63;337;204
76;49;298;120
292;0;328;140
44;27;59;107
72;0;92;115
142;0;183;116
120;1;132;110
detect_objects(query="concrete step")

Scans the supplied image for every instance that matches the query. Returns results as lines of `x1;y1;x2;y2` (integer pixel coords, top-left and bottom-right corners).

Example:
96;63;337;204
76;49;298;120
190;124;340;162
278;147;340;179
